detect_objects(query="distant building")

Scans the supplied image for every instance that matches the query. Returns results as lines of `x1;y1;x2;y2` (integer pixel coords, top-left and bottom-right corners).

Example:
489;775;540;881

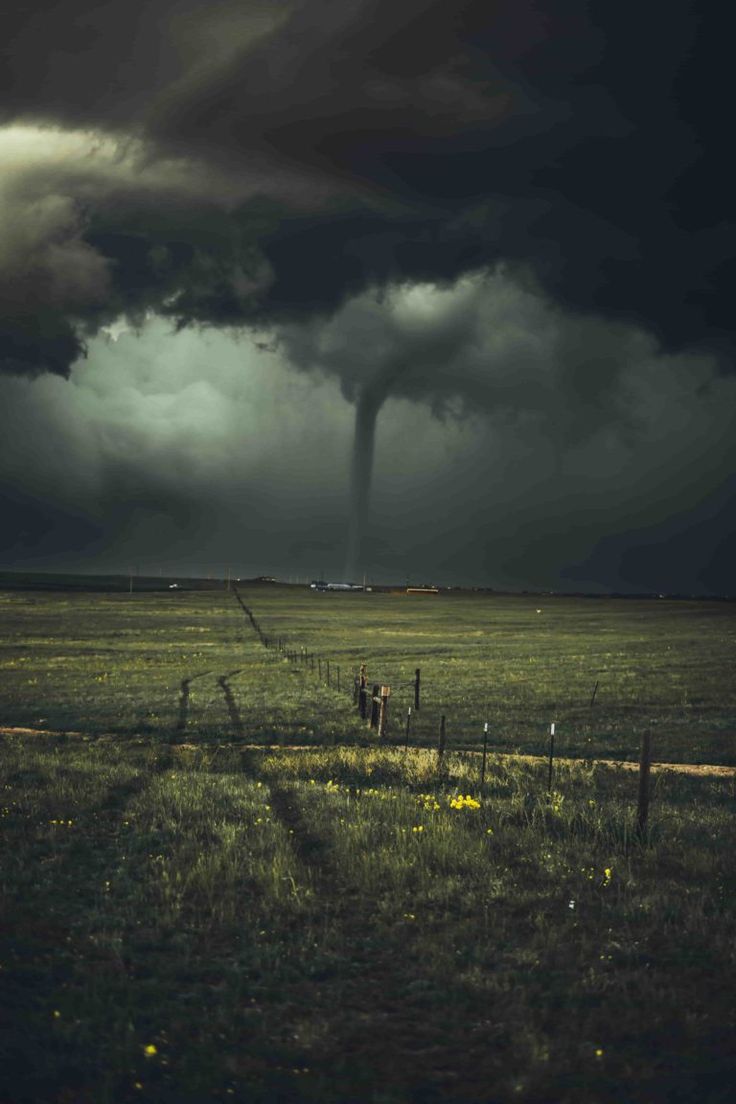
406;586;439;595
311;580;363;591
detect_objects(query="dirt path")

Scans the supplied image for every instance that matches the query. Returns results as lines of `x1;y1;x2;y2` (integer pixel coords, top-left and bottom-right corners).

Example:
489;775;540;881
2;725;734;777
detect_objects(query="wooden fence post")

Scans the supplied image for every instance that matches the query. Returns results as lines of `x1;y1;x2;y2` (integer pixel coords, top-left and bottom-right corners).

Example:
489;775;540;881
590;680;599;708
481;721;489;792
414;668;421;711
404;706;412;751
370;684;380;729
437;714;446;766
378;685;391;740
326;660;331;686
637;731;652;836
318;657;322;680
358;665;367;719
547;722;555;793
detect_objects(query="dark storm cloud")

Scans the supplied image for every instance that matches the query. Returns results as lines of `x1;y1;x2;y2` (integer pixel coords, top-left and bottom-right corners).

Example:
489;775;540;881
276;270;654;444
1;1;734;377
0;317;733;592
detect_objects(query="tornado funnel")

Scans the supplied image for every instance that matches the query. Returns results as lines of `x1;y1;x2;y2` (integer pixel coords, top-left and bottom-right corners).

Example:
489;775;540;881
343;386;384;581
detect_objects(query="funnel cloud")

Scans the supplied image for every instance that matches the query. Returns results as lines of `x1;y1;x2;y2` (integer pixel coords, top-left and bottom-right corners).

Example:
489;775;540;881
345;387;382;582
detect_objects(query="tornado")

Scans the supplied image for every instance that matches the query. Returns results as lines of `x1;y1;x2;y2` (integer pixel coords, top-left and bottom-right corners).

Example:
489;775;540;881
343;383;385;582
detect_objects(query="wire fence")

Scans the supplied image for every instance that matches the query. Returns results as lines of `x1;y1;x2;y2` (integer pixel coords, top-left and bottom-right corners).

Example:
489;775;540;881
231;587;672;834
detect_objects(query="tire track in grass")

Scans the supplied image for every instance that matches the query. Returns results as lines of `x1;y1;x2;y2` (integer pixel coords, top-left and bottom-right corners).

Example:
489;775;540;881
176;670;211;735
266;783;332;874
246;778;542;1103
216;670;246;739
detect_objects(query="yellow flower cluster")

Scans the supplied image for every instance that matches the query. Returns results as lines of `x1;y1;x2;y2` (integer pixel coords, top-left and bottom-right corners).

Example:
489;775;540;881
448;794;481;810
415;793;440;812
49;819;74;827
602;867;613;887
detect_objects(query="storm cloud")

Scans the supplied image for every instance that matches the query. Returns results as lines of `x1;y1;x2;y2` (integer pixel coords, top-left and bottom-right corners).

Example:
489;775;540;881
1;1;734;591
1;303;734;592
1;1;734;375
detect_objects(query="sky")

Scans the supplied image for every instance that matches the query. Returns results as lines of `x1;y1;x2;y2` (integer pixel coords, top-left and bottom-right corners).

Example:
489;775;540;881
1;1;734;593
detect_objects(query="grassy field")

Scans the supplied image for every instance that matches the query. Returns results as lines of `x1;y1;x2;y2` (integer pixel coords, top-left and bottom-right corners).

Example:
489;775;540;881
241;586;736;765
1;585;734;763
1;584;735;1102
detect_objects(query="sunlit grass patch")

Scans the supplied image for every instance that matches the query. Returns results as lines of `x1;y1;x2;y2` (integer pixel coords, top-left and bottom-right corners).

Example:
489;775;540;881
122;772;306;925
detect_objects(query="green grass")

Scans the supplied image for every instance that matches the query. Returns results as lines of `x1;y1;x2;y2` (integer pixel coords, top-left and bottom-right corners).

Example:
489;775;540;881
1;734;735;1103
1;586;734;763
0;589;363;747
1;585;735;1102
243;586;736;764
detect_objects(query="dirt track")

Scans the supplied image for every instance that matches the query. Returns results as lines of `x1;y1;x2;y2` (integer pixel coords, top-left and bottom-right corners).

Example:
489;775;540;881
2;725;734;778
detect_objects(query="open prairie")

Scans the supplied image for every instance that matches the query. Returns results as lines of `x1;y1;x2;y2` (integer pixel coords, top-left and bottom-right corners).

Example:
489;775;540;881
1;584;735;1103
1;584;734;762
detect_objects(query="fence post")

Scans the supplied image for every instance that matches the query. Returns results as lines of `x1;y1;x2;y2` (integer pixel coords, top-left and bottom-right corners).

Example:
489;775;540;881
378;685;391;740
358;664;367;719
318;657;322;680
370;684;380;729
590;680;599;708
547;722;555;793
404;706;412;751
637;731;652;836
481;721;489;792
437;714;446;766
414;668;421;711
326;660;331;687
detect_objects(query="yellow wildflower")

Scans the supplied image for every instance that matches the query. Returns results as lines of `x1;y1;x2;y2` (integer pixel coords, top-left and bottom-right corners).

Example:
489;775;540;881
143;1044;158;1057
449;794;480;810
